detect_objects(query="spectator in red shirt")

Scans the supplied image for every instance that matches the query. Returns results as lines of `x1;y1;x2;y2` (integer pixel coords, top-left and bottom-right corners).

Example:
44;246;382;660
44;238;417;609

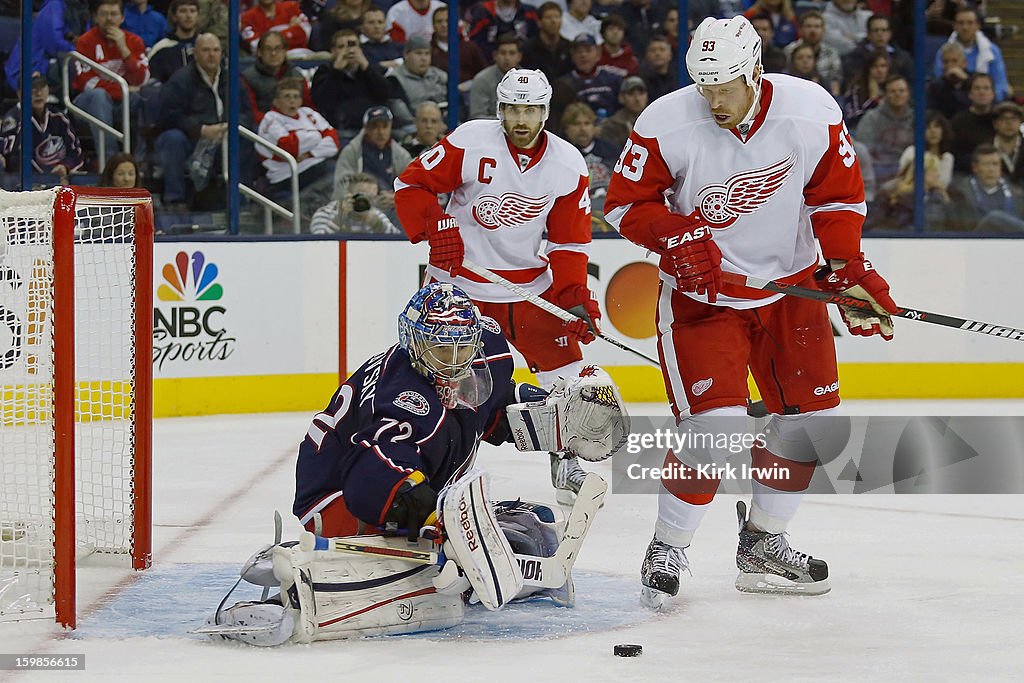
598;14;639;78
241;0;312;56
72;0;149;164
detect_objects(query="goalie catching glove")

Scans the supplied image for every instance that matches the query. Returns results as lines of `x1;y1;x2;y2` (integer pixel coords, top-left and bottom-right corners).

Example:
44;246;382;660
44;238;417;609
816;253;897;340
505;365;629;462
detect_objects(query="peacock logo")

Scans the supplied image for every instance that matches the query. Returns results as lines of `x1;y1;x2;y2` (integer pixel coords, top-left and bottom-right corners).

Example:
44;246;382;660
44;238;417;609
153;250;235;370
158;251;223;302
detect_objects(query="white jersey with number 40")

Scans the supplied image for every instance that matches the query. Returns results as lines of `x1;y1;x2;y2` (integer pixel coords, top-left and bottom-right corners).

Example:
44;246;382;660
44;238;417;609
396;119;592;303
605;73;867;308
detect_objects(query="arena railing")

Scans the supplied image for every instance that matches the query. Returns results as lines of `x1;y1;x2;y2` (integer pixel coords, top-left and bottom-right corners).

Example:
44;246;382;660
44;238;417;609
61;52;132;163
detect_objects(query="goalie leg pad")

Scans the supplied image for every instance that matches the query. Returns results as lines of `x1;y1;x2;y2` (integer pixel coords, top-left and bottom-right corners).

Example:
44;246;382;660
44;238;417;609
205;538;463;645
440;469;524;610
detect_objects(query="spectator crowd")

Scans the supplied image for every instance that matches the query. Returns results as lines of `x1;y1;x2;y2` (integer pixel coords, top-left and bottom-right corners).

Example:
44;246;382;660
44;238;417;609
1;0;1021;234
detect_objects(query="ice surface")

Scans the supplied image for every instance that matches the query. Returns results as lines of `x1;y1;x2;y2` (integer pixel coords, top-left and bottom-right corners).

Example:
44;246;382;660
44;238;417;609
1;402;1022;682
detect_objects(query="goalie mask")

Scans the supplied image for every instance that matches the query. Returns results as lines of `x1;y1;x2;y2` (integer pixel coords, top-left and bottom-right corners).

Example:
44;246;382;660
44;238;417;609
398;283;492;409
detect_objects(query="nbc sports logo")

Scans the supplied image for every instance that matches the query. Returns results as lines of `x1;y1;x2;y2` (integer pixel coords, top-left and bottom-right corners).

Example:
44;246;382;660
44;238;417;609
158;251;223;302
153;250;235;370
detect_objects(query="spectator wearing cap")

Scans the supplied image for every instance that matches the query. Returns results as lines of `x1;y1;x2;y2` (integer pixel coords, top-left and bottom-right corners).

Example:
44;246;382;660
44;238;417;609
638;34;678;102
561;0;602;44
429;6;489;84
360;7;405;69
312;28;393;146
240;0;312;57
599;75;647;150
466;0;539;62
386;35;449;124
951;73;997;174
598;14;639;78
551;33;622;130
927;42;972;120
991;102;1024;186
934;7;1010;103
783;10;843;96
334;106;412;215
243;30;313;125
949;144;1024;233
470;34;523;120
842;14;913;89
522;2;573;81
0;73;84;182
742;0;798;49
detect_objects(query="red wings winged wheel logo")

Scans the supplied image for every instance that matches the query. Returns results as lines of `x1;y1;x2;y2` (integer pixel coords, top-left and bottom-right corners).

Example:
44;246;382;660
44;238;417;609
694;154;796;228
472;192;549;229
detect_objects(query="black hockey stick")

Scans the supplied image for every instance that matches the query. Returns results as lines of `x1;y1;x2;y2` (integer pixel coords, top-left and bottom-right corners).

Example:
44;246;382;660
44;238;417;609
462;260;661;365
722;272;1024;342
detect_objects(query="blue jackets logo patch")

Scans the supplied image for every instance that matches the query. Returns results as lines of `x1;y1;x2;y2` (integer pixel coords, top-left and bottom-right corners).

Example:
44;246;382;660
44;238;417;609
394;390;430;416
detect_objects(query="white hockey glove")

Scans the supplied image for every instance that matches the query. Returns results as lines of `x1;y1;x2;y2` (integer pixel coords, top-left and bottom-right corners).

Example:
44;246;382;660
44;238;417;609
505;365;630;462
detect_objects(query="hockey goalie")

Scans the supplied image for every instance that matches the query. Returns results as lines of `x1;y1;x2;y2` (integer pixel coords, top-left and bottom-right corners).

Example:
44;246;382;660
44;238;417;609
199;283;628;645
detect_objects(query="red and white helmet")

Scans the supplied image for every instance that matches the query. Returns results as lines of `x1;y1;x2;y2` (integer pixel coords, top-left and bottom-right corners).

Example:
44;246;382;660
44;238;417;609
685;15;762;89
496;68;552;122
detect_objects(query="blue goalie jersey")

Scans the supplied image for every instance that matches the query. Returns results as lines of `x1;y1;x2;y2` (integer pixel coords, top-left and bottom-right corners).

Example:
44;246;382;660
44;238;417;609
293;323;519;531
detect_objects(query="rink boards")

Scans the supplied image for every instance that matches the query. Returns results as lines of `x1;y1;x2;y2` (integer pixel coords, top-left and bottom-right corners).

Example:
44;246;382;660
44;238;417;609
142;238;1024;416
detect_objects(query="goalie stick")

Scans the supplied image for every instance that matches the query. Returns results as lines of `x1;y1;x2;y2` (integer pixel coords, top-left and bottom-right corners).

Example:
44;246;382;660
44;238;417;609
461;260;661;366
721;272;1024;342
300;472;608;590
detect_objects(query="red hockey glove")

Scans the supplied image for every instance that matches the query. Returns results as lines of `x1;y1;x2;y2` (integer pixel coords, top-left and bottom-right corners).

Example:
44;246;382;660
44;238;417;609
383;471;438;542
425;210;464;277
816;253;898;341
652;213;722;303
556;284;602;344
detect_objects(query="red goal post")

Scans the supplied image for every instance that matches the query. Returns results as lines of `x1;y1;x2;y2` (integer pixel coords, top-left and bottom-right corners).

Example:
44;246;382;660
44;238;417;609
0;187;153;629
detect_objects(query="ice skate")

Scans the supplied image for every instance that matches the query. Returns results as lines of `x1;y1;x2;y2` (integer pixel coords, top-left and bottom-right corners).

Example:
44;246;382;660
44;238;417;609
640;536;689;610
550;452;588;506
734;501;830;595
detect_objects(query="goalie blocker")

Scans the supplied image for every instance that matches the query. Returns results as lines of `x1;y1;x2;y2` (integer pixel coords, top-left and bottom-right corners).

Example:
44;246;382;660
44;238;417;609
199;470;608;645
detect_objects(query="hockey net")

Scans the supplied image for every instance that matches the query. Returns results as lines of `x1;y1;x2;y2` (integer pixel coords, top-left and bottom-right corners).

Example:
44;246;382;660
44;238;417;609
0;187;153;628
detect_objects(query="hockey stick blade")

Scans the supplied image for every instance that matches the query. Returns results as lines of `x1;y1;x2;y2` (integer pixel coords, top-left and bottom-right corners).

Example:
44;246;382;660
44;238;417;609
722;272;1024;342
462;260;661;365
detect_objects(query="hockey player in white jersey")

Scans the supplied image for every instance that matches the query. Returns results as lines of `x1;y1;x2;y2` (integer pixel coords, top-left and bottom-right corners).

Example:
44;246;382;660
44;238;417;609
395;69;602;506
605;16;899;607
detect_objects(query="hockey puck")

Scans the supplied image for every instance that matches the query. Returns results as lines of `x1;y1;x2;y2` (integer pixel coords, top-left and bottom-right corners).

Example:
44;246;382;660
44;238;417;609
614;644;642;657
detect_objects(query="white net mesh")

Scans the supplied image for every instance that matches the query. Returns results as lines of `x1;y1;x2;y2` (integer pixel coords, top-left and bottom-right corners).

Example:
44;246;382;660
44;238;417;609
0;189;141;622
